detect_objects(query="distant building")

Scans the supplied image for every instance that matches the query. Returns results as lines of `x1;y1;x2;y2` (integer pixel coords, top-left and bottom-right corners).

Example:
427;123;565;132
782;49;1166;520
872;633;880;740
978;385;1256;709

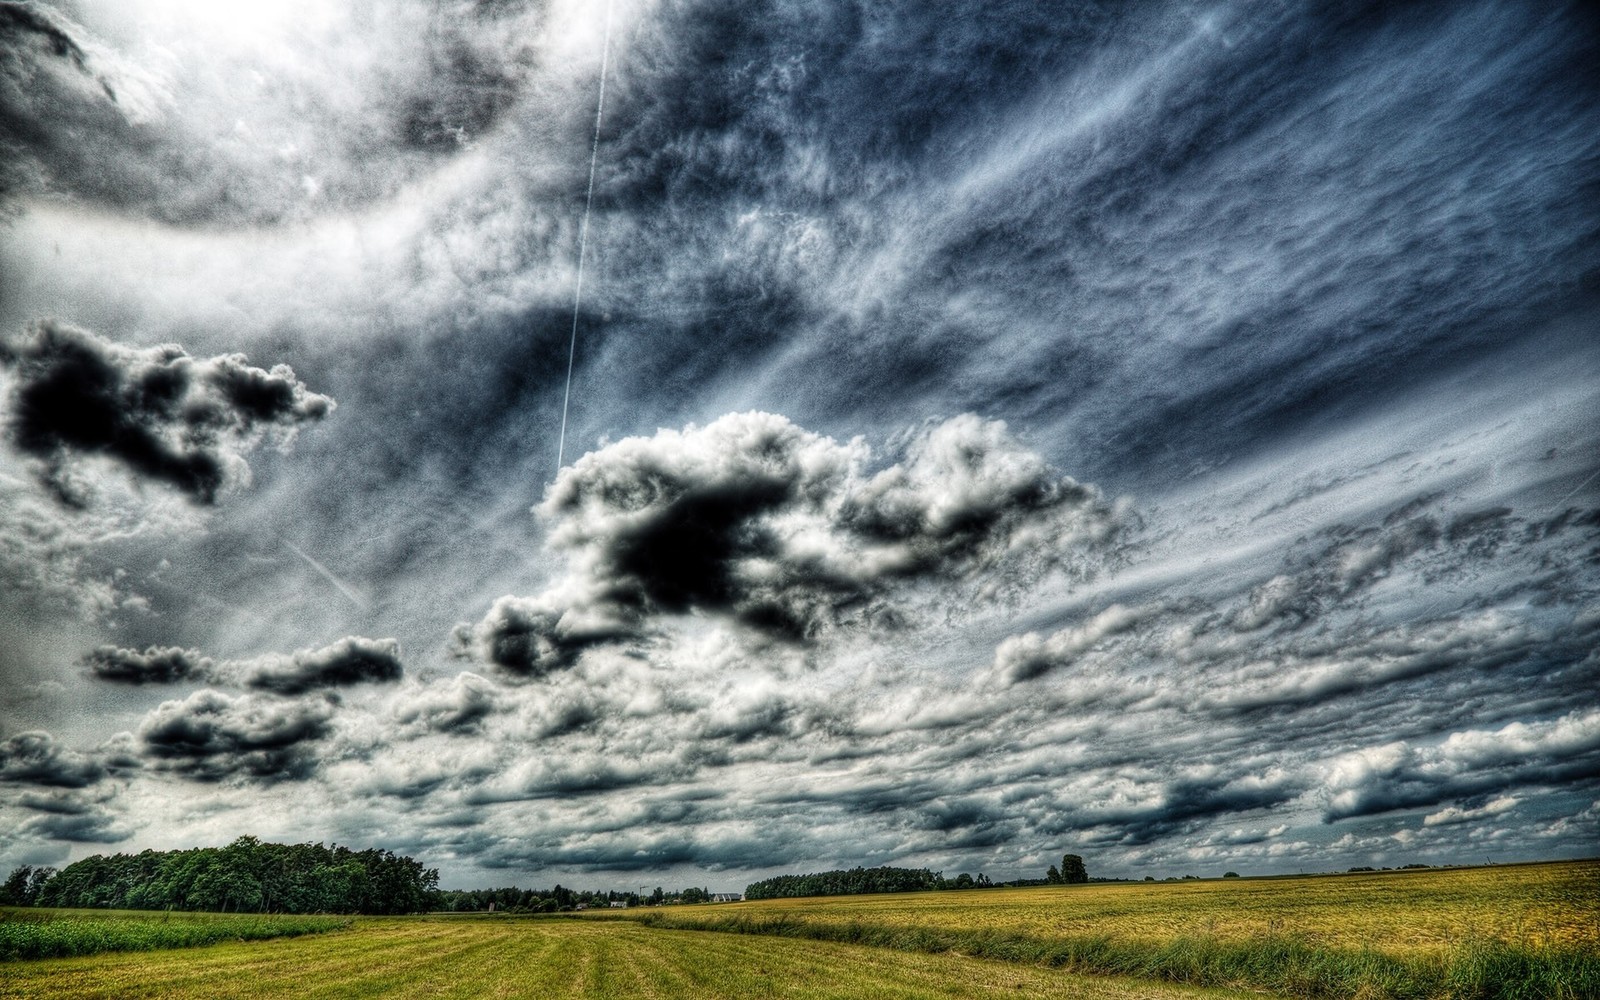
610;900;629;908
710;892;743;903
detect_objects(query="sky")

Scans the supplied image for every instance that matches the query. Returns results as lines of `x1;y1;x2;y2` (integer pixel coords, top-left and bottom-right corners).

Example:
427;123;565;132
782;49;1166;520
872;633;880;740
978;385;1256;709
1;0;1597;891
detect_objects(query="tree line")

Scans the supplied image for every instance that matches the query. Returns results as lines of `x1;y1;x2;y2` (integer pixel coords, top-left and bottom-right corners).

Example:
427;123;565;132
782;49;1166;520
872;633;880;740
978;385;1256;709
432;884;718;912
7;836;438;915
743;855;1092;900
743;866;988;899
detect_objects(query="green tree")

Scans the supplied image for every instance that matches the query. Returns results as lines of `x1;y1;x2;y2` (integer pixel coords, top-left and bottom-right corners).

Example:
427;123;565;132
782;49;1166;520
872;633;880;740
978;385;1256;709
2;866;34;905
1045;864;1061;884
25;866;56;905
1060;854;1088;884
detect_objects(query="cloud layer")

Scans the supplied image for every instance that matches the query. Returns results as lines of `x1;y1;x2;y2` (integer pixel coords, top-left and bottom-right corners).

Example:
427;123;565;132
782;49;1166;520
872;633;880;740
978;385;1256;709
2;0;1596;886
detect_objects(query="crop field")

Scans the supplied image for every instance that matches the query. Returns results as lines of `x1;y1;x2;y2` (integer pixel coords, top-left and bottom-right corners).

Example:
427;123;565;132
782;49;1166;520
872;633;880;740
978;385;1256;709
0;907;348;961
1;862;1594;999
633;861;1600;998
647;861;1600;955
0;917;1257;1000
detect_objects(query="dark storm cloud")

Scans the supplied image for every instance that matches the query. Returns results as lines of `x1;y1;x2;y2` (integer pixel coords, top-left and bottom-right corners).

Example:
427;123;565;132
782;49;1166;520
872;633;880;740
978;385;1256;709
85;645;213;685
85;637;404;694
22;811;130;843
138;690;335;782
0;731;105;787
460;411;1123;675
0;321;333;505
240;636;403;695
14;788;131;844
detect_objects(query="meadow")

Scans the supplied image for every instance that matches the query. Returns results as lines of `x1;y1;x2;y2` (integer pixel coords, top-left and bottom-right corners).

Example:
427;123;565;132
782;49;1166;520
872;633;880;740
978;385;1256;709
0;907;349;960
0;861;1594;999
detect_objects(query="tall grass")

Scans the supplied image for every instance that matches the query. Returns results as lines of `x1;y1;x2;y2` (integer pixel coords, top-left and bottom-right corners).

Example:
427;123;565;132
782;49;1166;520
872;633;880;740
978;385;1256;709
0;908;351;961
634;910;1600;999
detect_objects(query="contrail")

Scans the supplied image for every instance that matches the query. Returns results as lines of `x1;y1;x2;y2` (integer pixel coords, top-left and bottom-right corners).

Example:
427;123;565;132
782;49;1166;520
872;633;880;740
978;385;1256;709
556;0;616;476
284;540;369;611
1551;466;1600;511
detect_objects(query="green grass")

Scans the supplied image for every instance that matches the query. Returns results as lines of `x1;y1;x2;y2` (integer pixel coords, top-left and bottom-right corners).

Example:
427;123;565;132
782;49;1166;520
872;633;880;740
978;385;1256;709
0;907;350;961
0;917;1259;999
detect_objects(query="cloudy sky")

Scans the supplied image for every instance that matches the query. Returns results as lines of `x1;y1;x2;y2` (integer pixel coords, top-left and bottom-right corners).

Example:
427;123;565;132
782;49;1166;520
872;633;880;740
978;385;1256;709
2;0;1597;890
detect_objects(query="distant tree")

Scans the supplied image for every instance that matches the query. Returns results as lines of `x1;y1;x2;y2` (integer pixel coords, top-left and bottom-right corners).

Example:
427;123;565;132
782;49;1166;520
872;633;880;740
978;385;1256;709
1060;855;1088;885
1144;876;1155;882
1046;864;1061;884
744;866;944;900
1223;872;1240;878
681;886;710;904
952;873;975;889
25;867;55;904
2;866;34;906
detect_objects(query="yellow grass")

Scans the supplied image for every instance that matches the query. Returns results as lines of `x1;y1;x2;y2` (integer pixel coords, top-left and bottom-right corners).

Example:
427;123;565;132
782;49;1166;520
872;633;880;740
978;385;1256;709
672;860;1599;958
0;916;1257;1000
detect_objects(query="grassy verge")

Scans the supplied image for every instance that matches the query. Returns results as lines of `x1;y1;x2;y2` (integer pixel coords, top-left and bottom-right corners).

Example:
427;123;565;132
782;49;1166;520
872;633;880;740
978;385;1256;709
0;908;351;961
632;910;1599;999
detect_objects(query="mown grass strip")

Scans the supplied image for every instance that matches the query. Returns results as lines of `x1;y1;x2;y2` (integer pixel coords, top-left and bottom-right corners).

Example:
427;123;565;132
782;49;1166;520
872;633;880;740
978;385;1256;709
633;911;1600;1000
0;909;351;961
0;918;1263;1000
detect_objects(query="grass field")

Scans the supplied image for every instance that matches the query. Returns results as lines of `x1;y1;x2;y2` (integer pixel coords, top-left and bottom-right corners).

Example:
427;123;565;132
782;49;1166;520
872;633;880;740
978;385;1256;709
646;861;1600;954
1;861;1593;999
0;908;349;961
0;917;1257;999
631;861;1600;999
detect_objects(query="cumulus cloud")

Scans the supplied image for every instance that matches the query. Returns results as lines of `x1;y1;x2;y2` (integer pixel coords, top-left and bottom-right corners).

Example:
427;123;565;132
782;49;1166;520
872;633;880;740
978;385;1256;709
1;321;332;505
138;690;336;781
85;645;213;685
85;637;402;694
1423;795;1518;827
239;637;403;695
988;604;1143;684
1321;710;1600;821
0;731;106;788
393;672;499;734
14;788;132;843
459;412;1123;675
